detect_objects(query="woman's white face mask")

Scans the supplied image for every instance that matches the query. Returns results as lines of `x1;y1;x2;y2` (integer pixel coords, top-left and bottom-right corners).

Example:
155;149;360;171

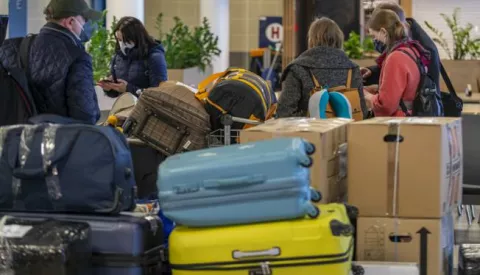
119;41;135;55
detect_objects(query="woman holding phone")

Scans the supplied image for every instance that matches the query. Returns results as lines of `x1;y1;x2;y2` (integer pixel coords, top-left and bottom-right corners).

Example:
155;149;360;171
98;16;168;97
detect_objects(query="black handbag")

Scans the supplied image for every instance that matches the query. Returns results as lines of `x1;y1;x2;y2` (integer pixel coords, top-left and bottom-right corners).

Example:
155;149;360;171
440;63;463;117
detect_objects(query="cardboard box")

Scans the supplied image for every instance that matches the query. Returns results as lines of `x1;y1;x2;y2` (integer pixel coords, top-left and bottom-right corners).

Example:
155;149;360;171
356;214;455;275
240;118;351;203
348;117;463;218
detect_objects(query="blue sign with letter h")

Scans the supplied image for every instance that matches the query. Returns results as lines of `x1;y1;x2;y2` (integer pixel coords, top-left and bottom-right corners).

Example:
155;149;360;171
9;0;28;38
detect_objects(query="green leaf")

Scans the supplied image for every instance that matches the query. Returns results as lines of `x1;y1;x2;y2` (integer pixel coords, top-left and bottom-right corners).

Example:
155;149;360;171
425;8;479;60
86;11;118;82
154;15;221;70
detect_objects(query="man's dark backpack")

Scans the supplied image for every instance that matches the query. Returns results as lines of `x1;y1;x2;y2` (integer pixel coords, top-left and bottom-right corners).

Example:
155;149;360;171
398;49;442;117
0;34;38;126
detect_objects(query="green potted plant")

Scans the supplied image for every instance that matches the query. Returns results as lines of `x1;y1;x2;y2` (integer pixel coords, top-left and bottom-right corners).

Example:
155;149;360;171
425;8;480;93
344;31;377;68
86;11;118;83
156;13;221;86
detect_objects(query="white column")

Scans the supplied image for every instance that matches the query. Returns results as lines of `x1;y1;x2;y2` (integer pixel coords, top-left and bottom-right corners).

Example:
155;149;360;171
106;0;144;29
200;0;230;73
28;0;50;34
0;0;8;14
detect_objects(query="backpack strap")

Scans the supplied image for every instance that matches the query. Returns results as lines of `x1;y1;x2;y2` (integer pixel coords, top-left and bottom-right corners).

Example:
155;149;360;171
309;69;321;89
18;34;40;115
440;62;459;98
19;34;37;71
397;48;425;117
346;69;352;88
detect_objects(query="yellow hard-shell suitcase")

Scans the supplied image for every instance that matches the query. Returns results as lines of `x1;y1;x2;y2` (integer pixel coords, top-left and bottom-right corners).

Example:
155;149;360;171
169;203;356;275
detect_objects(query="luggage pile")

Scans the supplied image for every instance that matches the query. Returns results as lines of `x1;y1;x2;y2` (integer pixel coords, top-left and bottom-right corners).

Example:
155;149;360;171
0;116;168;274
0;63;466;275
156;137;358;274
239;116;464;275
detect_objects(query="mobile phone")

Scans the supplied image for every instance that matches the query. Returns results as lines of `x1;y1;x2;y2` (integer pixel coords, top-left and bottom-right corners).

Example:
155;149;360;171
100;79;116;83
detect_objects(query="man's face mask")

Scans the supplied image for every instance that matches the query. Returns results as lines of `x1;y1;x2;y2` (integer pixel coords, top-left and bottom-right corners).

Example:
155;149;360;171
119;41;135;56
73;17;93;43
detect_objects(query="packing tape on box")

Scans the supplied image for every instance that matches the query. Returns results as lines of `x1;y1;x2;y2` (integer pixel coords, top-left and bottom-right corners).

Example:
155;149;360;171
386;123;401;217
386;122;402;261
442;213;455;275
336;143;348;181
446;123;462;208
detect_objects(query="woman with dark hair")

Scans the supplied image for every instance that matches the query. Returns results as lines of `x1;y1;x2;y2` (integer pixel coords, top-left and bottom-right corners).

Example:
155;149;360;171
98;16;168;97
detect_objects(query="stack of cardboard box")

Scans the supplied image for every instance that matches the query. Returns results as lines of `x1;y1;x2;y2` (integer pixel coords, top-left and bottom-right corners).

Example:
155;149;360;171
348;117;463;275
240;118;351;203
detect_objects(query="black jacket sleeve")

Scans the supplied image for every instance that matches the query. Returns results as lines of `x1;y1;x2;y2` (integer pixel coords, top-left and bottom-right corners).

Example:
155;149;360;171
365;65;381;86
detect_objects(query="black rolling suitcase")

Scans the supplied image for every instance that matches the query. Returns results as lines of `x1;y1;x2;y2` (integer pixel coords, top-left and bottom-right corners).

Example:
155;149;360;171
128;139;166;199
459;244;480;275
0;217;91;275
0;212;168;275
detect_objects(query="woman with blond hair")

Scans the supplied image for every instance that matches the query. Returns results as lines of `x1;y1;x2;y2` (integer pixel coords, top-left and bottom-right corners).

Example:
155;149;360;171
363;9;440;117
278;17;366;118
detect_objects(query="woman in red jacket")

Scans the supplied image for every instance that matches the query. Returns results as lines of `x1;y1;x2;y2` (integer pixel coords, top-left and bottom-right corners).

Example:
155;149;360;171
364;9;432;117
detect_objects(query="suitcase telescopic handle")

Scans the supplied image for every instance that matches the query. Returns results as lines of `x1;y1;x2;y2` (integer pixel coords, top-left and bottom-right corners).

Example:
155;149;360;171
203;174;266;189
232;247;281;259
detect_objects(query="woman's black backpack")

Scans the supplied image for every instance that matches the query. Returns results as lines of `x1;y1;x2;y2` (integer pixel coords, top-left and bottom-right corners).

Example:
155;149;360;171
439;63;463;117
398;49;442;117
0;35;38;127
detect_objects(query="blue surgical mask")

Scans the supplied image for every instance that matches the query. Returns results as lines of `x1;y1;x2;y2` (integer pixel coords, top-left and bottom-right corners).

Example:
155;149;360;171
73;18;93;43
374;39;386;53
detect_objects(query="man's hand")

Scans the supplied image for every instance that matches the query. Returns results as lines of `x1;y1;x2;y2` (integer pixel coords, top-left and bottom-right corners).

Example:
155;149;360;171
360;67;372;79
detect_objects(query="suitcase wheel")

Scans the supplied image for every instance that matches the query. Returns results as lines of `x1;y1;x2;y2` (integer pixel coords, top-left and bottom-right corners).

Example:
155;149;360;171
307;204;320;219
310;189;322;203
300;156;313;168
305;142;316;155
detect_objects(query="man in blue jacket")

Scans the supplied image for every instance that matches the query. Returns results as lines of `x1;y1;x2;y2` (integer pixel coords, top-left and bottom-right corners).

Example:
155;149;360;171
0;0;101;124
362;1;441;94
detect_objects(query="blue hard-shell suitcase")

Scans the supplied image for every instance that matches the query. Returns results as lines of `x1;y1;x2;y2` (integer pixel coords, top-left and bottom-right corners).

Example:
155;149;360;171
0;212;168;275
157;137;321;227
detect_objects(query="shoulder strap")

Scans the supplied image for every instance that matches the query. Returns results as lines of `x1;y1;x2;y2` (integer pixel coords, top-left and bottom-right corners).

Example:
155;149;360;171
397;49;422;72
19;34;37;71
346;69;352;88
309;69;321;88
440;62;459;98
397;49;422;117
